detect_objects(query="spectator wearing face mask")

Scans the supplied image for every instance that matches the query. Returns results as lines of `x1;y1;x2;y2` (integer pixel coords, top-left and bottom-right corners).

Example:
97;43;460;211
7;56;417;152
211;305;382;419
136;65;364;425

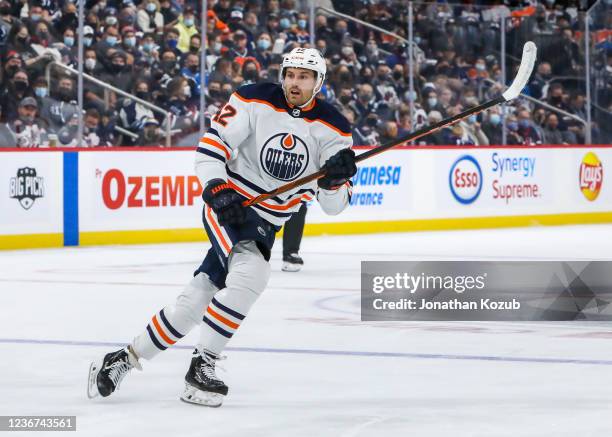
205;34;224;71
505;114;524;145
82;48;101;76
119;80;156;146
96;25;121;59
32;76;49;102
291;13;310;44
101;51;133;93
331;65;354;91
180;53;202;97
38;75;79;133
205;80;224;114
30;77;57;130
240;59;259;85
254;32;273;69
278;11;295;36
516;109;542;145
82;25;96;49
473;57;489;78
361;39;382;67
138;34;159;64
161;27;181;56
164;76;197;133
174;7;198;54
354;83;382;125
7;24;55;75
54;2;78;36
0;69;34;122
527;62;552;100
32;20;54;47
481;109;503;145
24;4;49;34
54;27;77;66
461;114;489;145
423;88;446;116
334;87;360;116
152;49;179;92
9;97;48;148
120;26;139;58
355;113;381;145
137;0;164;35
80;48;108;110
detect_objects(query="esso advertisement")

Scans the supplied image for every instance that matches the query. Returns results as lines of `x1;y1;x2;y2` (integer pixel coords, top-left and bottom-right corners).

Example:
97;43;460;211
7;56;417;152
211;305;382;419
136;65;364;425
579;152;603;202
445;151;550;208
449;155;482;204
79;151;204;232
0;151;63;235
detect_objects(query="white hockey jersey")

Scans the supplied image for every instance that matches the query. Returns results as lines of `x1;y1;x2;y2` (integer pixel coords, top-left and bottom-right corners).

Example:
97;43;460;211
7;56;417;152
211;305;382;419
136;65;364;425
195;83;353;227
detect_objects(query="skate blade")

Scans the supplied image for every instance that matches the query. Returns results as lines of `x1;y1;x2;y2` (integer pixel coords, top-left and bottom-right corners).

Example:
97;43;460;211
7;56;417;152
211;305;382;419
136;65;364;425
282;262;302;272
86;361;101;399
180;383;224;407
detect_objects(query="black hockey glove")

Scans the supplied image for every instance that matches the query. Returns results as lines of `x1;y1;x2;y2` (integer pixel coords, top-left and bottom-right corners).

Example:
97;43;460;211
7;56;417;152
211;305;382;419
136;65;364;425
318;148;357;190
202;179;247;227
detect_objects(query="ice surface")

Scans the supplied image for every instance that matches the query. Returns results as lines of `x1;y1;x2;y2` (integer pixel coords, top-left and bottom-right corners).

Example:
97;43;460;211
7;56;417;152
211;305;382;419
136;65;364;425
1;225;612;436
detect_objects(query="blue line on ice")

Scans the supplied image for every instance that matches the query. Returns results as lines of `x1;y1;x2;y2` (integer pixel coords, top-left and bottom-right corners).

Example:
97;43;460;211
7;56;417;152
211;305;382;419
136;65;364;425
1;337;611;366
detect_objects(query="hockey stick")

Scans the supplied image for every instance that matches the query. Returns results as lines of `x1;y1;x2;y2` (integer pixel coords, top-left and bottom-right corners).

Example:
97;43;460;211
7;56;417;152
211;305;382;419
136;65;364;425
242;41;537;208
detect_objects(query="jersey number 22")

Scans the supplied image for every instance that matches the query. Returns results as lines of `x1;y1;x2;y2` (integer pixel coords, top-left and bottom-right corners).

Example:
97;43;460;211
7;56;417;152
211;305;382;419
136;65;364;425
212;104;237;127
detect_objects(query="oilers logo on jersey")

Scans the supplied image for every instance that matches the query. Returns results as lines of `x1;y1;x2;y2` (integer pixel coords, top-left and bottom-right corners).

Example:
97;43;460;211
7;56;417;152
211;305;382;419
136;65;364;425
260;133;309;181
194;82;353;226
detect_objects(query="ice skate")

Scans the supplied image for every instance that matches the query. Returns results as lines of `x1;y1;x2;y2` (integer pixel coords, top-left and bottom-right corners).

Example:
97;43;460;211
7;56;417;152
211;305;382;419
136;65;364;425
282;253;303;272
87;346;142;399
181;349;228;407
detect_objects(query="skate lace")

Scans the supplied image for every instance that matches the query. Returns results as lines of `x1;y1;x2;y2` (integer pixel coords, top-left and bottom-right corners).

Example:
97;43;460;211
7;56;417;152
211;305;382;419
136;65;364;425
200;352;226;381
107;359;132;390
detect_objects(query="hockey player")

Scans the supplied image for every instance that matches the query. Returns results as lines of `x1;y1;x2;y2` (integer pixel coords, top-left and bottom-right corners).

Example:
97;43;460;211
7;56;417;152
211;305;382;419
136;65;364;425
87;47;356;407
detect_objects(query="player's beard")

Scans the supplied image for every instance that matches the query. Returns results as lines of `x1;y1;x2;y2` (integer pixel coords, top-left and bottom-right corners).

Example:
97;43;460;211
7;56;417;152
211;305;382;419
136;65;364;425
284;86;313;107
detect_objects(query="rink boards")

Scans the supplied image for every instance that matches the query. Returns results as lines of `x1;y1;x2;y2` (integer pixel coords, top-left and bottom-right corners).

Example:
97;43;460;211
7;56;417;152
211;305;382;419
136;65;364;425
1;145;612;249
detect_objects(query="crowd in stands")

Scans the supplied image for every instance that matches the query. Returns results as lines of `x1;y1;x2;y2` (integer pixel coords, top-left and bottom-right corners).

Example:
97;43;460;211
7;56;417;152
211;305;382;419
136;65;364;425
0;0;609;148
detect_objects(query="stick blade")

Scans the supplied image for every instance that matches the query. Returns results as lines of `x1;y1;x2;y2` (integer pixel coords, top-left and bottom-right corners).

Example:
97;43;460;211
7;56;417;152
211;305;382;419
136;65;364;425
502;41;537;101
